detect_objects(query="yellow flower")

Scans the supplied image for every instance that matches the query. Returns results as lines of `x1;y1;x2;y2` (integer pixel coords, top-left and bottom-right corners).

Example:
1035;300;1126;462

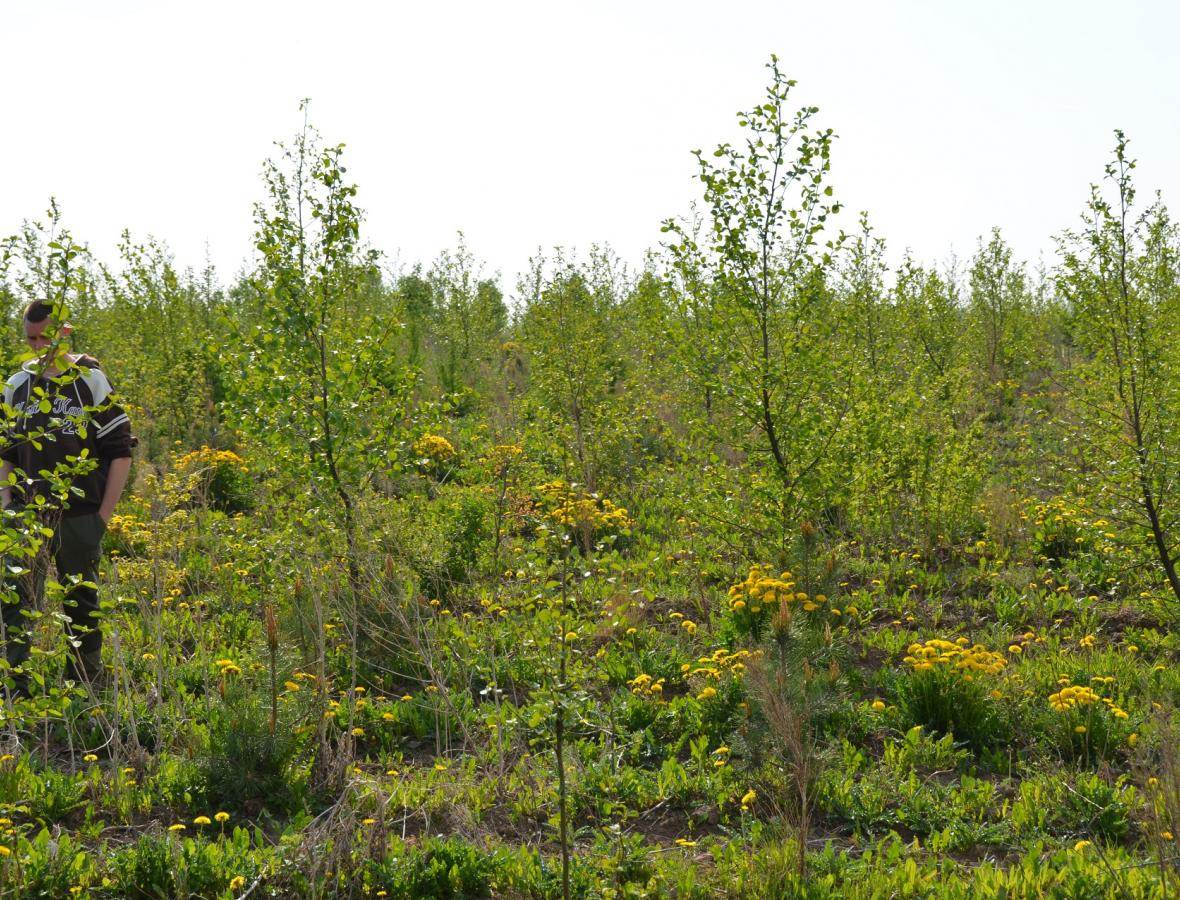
871;699;886;711
229;876;246;891
1074;840;1091;851
697;687;717;701
675;838;698;847
1163;831;1175;841
194;816;211;826
1075;725;1087;734
0;845;10;856
351;727;365;737
215;811;230;823
1129;733;1139;746
362;817;377;826
83;753;98;763
168;823;186;832
740;789;757;810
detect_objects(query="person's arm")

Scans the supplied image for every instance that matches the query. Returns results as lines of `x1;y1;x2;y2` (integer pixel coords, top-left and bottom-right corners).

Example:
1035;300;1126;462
0;460;12;508
98;456;131;524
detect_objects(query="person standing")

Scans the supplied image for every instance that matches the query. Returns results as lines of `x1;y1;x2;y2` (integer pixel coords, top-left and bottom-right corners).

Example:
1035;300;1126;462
0;300;133;698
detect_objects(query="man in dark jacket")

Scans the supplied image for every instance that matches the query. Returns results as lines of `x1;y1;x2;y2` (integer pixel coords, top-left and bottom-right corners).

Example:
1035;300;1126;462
0;300;133;698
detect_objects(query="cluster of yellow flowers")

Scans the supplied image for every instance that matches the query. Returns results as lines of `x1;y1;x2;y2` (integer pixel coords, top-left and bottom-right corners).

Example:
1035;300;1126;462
685;647;760;681
1048;684;1100;710
106;512;146;537
175;446;248;473
627;673;665;697
413;433;457;465
1022;495;1131;562
537;480;631;533
1049;678;1129;718
902;638;1006;676
727;566;830;615
486;443;523;475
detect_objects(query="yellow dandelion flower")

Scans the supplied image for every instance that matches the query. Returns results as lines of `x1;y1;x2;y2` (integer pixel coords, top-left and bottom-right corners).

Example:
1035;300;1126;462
215;811;230;823
194;816;211;826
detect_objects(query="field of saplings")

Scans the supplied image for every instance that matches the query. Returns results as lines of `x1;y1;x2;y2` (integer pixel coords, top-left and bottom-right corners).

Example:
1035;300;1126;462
2;65;1180;898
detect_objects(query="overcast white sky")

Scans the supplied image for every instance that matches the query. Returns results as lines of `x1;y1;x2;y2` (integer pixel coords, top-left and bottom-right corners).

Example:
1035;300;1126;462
4;1;1178;296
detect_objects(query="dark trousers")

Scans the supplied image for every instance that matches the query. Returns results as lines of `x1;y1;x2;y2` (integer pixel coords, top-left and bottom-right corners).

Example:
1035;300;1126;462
1;511;107;693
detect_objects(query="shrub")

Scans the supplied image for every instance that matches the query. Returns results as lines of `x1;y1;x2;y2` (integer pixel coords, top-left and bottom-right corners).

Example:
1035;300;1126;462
199;681;305;815
175;445;255;513
1044;677;1133;763
413;433;458;477
9;828;95;899
109;828;261;899
896;638;1010;751
366;836;505;899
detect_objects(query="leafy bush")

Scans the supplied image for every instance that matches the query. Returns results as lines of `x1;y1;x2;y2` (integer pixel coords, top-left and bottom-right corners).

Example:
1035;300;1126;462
175;445;255;513
109;828;261;899
10;828;95;899
366;836;504;899
199;682;305;815
895;638;1011;751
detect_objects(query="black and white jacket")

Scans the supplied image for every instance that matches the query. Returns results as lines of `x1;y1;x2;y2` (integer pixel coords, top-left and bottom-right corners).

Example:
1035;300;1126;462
1;355;133;517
